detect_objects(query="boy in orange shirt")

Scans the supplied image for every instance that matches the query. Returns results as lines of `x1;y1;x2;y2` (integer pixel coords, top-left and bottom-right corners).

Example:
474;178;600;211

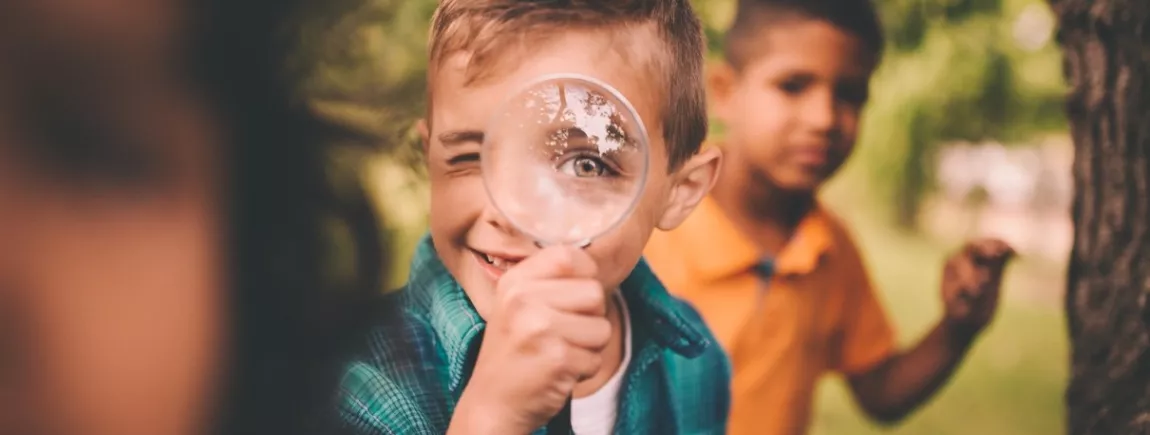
644;0;1015;434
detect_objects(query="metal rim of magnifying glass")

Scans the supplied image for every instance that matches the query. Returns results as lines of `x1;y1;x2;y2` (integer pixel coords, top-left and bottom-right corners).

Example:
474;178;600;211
480;72;652;247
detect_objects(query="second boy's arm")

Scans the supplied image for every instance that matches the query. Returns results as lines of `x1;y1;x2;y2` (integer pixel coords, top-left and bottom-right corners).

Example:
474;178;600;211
846;239;1014;424
845;320;977;423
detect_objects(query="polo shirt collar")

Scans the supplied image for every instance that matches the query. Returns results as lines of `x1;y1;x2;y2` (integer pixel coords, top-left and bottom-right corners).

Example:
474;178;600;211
681;196;834;281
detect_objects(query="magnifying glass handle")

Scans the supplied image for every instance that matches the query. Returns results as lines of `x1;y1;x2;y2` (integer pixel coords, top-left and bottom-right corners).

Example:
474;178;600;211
533;238;587;435
545;397;573;434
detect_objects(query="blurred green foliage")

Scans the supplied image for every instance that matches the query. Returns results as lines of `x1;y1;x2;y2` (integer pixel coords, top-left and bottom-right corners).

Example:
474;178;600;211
290;0;435;281
859;0;1066;226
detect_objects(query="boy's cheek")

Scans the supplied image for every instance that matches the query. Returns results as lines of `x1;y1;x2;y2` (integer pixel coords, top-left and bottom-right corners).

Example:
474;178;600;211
429;173;484;206
720;89;757;126
587;196;661;287
730;95;785;139
586;236;645;289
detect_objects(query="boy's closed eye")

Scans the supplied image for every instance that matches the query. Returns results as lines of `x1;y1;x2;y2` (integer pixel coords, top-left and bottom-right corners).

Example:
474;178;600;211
443;151;480;178
447;152;480;166
438;129;483;172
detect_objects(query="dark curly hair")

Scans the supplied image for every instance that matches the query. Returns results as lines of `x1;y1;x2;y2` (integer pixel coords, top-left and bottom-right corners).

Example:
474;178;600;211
724;0;885;70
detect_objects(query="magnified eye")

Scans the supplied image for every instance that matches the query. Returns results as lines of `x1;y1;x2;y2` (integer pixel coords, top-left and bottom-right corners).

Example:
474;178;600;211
558;155;612;177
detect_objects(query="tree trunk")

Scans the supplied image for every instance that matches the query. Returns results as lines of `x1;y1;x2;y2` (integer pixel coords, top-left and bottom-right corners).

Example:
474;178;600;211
1051;0;1150;433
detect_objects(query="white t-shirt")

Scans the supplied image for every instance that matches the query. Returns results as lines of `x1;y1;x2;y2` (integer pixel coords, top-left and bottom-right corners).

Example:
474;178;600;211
570;292;632;435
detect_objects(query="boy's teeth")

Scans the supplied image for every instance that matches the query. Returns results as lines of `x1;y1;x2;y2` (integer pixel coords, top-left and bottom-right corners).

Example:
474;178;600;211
482;253;514;269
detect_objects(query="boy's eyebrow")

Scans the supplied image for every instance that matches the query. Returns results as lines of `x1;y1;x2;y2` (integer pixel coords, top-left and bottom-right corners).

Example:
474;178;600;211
437;130;484;146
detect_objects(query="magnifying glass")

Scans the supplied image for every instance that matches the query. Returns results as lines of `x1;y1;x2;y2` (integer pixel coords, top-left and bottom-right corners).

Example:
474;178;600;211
482;73;650;248
480;73;650;433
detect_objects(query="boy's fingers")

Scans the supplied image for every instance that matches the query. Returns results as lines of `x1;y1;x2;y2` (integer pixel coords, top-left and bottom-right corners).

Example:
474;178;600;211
552;311;612;351
950;296;972;316
969;238;1015;263
512;245;598;280
952;255;976;287
560;346;603;382
955;289;976;305
950;256;981;301
993;241;1016;259
532;279;609;316
499;246;598;294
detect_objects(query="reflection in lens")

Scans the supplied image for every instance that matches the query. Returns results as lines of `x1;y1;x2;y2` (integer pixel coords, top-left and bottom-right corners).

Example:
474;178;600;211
482;75;650;245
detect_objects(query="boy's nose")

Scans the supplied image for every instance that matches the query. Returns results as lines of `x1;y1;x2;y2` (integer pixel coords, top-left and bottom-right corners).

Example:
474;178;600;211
479;203;525;239
799;89;837;133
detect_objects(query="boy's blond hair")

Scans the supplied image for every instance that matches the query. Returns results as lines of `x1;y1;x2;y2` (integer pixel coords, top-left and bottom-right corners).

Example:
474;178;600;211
428;0;707;168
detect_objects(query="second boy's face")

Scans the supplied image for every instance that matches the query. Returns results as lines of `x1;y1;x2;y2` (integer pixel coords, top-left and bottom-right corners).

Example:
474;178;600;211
714;19;875;192
423;29;707;317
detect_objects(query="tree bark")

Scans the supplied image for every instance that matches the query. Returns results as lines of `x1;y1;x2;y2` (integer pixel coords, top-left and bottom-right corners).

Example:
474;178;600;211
1050;0;1150;433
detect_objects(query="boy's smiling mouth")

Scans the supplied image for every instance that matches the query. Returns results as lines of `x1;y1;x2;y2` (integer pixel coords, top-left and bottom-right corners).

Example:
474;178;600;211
470;248;523;279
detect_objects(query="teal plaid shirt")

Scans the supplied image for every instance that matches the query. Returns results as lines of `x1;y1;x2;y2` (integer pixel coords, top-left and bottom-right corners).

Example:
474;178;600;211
339;235;731;434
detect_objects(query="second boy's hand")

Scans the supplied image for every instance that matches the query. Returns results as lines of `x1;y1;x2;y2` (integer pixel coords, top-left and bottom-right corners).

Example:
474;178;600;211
941;238;1015;340
448;246;611;435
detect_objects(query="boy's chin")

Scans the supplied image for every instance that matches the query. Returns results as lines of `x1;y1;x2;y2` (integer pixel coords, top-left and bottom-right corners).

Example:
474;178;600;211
458;262;497;288
778;164;841;191
452;264;500;317
774;176;825;194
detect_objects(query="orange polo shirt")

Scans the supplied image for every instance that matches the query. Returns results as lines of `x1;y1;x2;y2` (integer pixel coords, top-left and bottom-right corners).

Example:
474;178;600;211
644;196;896;435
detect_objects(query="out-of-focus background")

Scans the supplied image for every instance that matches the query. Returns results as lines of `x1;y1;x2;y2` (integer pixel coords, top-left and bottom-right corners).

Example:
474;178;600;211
300;0;1068;433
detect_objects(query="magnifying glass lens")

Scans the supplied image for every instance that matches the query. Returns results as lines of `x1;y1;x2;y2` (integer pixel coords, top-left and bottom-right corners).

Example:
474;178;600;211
482;75;650;246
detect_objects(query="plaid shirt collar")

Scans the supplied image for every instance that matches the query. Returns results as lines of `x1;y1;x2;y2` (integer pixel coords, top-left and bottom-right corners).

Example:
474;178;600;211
405;234;712;392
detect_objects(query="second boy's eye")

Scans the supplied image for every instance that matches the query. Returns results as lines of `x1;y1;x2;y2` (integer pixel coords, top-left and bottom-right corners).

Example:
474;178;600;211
776;75;813;96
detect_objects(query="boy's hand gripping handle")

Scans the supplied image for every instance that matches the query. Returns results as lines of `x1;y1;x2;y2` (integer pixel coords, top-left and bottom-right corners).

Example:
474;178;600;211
531;239;587;434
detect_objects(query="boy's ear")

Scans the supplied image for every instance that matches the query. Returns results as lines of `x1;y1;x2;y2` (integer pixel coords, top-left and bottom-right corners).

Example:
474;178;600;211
707;62;737;119
658;147;722;231
417;118;430;154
